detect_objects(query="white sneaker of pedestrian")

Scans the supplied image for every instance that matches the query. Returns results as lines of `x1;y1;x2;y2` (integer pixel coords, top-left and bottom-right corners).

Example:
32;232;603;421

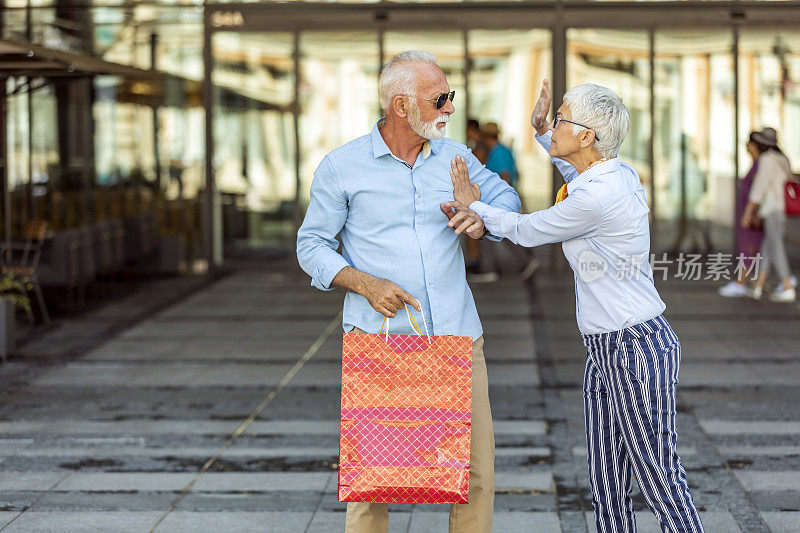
790;275;797;288
749;286;763;300
769;287;796;302
518;258;541;281
718;281;748;297
468;271;500;283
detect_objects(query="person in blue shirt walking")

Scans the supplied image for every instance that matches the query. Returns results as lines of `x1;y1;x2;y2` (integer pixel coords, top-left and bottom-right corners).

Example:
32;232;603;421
444;80;705;533
482;122;518;188
296;50;520;533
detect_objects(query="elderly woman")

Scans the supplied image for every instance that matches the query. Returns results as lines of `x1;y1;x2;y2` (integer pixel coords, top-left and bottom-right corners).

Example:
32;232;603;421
444;81;705;532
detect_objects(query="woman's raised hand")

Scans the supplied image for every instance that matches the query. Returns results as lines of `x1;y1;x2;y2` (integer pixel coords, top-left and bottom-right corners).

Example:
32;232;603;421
531;79;552;136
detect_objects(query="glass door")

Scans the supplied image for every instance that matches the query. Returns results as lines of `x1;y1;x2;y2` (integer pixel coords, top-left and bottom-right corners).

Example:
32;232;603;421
654;30;735;253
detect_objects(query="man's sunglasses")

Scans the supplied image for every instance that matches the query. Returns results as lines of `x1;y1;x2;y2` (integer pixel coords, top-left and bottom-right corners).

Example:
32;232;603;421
553;115;600;141
409;91;455;110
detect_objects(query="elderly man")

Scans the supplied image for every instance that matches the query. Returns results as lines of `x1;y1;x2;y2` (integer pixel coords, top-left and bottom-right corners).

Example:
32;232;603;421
446;81;705;533
296;50;520;533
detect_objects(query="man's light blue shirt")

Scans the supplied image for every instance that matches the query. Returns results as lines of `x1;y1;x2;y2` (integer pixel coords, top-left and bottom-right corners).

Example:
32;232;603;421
471;131;666;335
297;120;521;340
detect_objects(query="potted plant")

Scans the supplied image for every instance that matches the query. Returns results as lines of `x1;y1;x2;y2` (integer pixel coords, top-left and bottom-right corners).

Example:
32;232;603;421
0;272;32;362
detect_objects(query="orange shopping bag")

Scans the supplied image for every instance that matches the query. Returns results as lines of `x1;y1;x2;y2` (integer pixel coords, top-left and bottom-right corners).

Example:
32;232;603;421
338;305;473;504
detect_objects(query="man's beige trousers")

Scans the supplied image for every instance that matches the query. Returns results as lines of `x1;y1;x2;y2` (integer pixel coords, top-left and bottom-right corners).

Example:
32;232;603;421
344;330;495;532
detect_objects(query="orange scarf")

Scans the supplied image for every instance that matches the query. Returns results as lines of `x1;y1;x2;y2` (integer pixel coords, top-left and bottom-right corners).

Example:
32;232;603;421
555;183;569;204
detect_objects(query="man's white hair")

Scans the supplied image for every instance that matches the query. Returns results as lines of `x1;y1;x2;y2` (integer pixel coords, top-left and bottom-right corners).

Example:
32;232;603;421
378;50;437;111
562;83;629;159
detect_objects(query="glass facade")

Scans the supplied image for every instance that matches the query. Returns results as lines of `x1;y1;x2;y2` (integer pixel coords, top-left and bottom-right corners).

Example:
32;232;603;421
2;2;800;268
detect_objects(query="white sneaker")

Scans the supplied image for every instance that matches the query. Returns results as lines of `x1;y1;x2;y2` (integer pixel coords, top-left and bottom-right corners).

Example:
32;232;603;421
790;275;797;288
518;258;541;281
769;287;796;302
749;286;763;300
718;281;748;298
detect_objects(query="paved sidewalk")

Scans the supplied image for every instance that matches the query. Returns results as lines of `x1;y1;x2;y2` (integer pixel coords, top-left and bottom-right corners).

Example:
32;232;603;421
0;261;797;532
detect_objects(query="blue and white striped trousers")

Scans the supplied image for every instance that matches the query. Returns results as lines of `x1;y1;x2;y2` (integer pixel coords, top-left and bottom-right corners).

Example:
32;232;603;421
581;315;704;533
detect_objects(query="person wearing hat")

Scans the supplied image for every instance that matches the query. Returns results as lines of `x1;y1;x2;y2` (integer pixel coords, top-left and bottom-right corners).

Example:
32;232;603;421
741;127;796;302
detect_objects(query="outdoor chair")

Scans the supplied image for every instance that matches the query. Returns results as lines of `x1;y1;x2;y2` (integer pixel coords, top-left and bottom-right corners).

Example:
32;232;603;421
0;220;51;325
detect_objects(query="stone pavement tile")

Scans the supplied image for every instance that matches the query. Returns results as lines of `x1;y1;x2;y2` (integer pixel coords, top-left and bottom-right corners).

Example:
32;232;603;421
407;511;448;532
155;511;314;533
495;447;551;458
0;472;68;491
494;512;561;532
481;319;534;336
188;363;296;386
718;446;800;456
700;420;800;435
585;511;740;532
761;511;800;533
192;472;333;492
495;471;554;492
3;511;162;533
291;363;350;386
308;511;410;532
31;363;207;387
56;473;195;492
178;492;322;512
83;340;237;361
493;421;548;435
494;493;557;512
677;362;763;386
121;320;333;340
3;445;336;459
749;490;800;511
0;420;240;436
732;471;800;491
0;512;18;528
678;339;738;360
487;363;540;386
482;338;536;361
749;363;800;385
31;491;176;511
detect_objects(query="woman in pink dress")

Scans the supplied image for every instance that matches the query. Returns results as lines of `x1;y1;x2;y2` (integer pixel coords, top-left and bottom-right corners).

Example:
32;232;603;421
718;131;766;297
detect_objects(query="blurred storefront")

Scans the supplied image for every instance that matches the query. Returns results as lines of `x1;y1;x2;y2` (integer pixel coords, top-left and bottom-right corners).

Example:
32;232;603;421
1;2;800;272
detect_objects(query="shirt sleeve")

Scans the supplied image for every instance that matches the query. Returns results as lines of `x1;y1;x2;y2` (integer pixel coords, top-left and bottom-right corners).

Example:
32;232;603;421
296;156;351;291
536;131;579;184
470;187;603;247
464;148;522;241
748;154;779;205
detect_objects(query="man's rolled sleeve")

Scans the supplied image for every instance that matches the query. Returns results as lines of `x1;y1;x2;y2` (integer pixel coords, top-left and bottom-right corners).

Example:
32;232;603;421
296;156;351;291
464;149;521;241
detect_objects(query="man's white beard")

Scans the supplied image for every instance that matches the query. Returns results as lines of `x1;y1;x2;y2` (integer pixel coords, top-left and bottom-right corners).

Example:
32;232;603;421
408;100;449;141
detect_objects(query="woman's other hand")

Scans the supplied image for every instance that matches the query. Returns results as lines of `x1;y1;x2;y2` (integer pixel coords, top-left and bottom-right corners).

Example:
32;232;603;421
450;156;481;206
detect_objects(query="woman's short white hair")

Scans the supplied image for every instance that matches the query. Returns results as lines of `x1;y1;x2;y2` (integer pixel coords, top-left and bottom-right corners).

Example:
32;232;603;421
562;83;629;159
378;50;437;111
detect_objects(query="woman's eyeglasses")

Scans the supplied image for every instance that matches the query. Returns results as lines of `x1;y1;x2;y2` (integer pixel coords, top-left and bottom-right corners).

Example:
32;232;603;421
409;91;455;110
553;115;600;141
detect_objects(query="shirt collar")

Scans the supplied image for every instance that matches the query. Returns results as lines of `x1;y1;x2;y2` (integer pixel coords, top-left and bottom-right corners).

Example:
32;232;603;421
566;157;620;195
370;118;442;161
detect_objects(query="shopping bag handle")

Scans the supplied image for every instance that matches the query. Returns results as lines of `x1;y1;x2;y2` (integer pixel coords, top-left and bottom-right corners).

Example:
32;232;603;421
379;298;432;344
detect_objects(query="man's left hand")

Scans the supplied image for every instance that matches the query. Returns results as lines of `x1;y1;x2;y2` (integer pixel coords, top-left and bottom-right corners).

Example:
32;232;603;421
441;201;486;240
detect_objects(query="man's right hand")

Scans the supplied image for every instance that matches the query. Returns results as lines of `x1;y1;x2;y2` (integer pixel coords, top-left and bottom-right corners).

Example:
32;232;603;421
362;277;421;318
531;79;552;137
